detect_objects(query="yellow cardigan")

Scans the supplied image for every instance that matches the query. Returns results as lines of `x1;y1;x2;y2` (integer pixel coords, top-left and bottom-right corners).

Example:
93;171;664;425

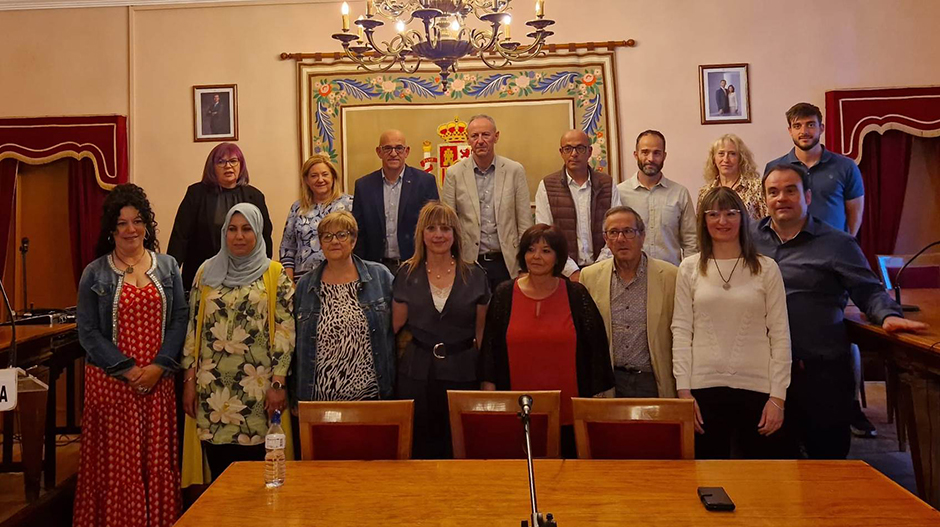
579;256;679;398
181;262;295;488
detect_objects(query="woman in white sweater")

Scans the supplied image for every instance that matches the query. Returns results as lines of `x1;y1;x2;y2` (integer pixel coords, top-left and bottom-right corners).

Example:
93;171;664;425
672;187;792;459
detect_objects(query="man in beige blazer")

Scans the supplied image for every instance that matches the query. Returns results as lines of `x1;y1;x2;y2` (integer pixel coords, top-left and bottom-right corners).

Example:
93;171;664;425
442;114;533;291
580;206;678;398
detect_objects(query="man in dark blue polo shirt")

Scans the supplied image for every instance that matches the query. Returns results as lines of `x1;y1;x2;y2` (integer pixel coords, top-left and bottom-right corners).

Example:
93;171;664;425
752;164;927;459
764;102;865;236
765;102;872;436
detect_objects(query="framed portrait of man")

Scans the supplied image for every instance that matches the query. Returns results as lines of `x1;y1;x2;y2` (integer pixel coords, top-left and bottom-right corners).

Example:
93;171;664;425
699;64;750;124
193;84;238;142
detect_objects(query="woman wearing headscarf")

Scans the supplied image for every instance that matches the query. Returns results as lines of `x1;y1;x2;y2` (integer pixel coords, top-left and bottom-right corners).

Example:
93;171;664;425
181;203;295;480
168;142;274;291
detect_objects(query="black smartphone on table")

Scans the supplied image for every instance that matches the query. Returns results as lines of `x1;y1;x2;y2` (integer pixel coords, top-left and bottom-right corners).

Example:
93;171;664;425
698;487;735;511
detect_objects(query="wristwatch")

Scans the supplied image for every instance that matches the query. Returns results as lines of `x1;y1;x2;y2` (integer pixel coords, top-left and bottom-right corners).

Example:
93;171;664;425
271;380;285;390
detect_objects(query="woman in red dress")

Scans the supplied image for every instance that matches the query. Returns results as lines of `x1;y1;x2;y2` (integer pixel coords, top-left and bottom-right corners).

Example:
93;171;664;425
74;184;189;527
481;224;614;457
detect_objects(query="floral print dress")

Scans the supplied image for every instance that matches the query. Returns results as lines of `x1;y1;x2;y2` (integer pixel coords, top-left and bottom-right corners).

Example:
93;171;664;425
279;195;353;279
181;269;295;446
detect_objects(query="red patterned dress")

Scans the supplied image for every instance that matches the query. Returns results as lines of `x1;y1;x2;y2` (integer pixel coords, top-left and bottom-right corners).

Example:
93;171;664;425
73;282;181;527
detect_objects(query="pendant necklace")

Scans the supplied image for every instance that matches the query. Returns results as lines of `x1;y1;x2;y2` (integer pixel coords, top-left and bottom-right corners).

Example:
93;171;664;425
428;258;455;280
714;255;741;290
114;250;146;274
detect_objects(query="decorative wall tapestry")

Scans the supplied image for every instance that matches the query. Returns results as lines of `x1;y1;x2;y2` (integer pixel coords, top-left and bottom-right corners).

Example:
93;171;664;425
298;52;621;198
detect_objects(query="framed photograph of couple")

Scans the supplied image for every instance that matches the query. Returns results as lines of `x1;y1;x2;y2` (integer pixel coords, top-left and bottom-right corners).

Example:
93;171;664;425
193;84;238;142
699;63;750;124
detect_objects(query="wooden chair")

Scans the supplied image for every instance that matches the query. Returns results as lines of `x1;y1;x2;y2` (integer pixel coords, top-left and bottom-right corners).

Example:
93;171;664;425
447;390;561;459
572;398;695;460
296;400;414;460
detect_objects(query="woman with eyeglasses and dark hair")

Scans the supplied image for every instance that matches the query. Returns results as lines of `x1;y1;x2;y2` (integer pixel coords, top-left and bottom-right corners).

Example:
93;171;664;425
168;142;274;291
672;186;791;459
481;223;614;457
292;211;396;404
74;183;188;526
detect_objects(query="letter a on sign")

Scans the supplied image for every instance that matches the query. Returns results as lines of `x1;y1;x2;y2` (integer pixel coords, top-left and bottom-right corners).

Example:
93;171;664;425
0;368;16;412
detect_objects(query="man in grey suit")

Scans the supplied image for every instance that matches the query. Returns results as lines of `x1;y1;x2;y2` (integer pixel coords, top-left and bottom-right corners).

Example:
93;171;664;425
442;114;533;291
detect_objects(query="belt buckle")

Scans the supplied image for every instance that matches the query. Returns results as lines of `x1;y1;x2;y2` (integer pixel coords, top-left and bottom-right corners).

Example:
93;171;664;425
432;343;446;359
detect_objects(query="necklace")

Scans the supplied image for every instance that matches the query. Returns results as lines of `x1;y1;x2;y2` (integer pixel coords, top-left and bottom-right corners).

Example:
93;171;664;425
114;250;146;274
427;258;455;279
714;255;741;290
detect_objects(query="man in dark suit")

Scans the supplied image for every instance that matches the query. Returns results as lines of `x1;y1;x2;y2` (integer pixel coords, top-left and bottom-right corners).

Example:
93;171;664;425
353;129;440;273
715;80;729;115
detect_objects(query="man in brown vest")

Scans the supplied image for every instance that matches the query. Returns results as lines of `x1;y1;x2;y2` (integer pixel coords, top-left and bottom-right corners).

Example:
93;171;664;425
534;129;620;281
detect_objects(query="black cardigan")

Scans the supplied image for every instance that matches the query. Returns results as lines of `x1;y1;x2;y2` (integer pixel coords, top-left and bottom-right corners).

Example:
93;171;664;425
480;278;614;397
167;182;273;290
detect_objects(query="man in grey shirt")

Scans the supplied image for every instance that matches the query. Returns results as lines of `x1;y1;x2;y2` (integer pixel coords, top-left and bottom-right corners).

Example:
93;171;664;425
616;130;697;266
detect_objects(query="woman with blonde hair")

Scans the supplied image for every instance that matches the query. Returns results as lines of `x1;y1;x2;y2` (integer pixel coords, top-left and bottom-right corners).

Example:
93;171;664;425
392;201;491;458
697;134;767;220
279;154;353;281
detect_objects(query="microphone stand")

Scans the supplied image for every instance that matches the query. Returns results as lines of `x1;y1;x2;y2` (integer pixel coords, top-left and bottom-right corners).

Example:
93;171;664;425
894;240;940;312
19;238;28;314
518;395;556;527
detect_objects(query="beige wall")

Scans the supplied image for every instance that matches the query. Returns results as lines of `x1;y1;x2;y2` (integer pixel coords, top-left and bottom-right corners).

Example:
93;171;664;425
2;0;940;256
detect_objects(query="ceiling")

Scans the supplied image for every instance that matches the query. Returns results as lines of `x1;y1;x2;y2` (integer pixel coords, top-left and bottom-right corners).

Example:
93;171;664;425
0;0;334;11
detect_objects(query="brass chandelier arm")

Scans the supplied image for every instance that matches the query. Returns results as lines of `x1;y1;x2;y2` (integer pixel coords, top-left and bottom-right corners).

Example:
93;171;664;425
282;40;635;62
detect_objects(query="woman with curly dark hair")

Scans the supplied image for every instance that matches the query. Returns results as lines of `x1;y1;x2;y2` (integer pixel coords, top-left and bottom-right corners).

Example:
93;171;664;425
167;142;273;291
74;183;188;527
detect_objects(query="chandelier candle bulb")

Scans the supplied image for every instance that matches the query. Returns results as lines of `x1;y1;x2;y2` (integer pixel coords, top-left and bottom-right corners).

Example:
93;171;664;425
366;0;375;17
395;19;405;32
341;2;350;31
536;0;543;17
357;17;365;40
503;15;511;40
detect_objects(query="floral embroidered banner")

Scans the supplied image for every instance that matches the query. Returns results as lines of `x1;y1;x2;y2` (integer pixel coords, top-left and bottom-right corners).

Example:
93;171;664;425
298;52;621;197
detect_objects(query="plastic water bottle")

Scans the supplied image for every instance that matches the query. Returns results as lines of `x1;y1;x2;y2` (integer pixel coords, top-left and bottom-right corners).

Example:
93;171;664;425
264;410;286;488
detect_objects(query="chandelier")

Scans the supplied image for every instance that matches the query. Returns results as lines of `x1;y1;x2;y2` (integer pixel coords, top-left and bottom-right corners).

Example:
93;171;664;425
332;0;555;89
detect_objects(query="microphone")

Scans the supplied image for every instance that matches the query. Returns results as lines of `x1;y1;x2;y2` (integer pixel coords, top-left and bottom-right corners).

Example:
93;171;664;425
893;240;940;312
518;394;533;418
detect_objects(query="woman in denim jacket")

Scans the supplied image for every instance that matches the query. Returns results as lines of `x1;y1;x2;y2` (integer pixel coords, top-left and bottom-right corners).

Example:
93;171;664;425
292;211;395;403
73;184;188;527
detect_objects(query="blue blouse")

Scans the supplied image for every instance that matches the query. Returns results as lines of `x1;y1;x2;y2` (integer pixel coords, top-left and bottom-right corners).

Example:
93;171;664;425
279;194;353;278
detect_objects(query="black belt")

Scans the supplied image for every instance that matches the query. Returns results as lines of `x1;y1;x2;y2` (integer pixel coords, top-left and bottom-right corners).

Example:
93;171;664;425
614;366;648;374
382;257;403;266
478;252;502;262
412;336;476;359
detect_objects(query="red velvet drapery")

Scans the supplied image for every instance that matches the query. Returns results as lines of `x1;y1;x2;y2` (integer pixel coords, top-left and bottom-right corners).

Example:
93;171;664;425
0;159;19;277
68;158;109;285
858;130;913;268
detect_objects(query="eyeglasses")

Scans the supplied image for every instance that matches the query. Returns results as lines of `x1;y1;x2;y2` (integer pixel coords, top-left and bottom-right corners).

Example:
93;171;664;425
704;209;742;221
319;230;352;242
380;145;407;154
216;158;239;167
605;228;643;240
561;145;590;155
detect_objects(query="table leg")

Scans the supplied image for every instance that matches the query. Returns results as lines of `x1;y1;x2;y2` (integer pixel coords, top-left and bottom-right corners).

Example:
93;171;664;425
43;364;62;489
902;370;940;507
1;412;13;468
66;360;77;429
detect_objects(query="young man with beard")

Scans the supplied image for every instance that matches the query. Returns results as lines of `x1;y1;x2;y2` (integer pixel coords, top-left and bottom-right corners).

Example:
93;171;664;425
615;130;697;266
765;103;871;437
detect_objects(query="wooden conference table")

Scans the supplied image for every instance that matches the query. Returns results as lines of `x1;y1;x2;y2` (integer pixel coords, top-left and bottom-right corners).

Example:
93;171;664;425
845;288;940;508
175;459;939;526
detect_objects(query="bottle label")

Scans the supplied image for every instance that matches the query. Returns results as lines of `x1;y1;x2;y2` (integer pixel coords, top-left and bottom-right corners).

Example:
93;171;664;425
266;433;286;450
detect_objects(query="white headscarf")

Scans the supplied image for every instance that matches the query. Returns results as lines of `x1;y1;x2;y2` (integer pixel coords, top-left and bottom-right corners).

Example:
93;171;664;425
200;202;271;288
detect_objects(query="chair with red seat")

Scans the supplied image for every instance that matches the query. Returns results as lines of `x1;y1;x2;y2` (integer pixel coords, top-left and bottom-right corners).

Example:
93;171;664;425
572;398;695;460
296;400;414;460
447;390;561;459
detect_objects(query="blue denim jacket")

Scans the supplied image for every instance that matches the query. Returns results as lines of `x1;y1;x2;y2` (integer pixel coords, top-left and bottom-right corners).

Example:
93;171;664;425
292;255;395;400
76;252;189;376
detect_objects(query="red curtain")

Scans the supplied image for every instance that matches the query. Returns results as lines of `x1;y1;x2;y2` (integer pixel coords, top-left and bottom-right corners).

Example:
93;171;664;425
68;158;109;285
0;159;18;277
858;130;913;268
